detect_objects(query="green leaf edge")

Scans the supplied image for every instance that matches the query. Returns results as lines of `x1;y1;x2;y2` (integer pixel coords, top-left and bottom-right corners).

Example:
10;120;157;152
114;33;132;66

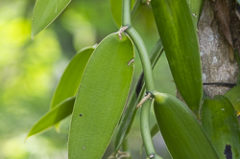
224;85;240;115
26;97;75;139
50;46;94;109
68;32;135;159
31;0;72;37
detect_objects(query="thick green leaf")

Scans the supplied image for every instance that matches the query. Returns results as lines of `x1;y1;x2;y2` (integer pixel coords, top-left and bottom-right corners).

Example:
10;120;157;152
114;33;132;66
152;0;203;113
224;85;240;114
32;0;71;36
113;41;163;151
153;92;219;159
27;97;75;138
50;47;94;109
68;33;134;159
201;96;240;159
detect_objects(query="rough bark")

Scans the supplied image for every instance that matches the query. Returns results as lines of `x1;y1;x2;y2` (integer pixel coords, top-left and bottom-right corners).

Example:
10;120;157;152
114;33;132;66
198;0;239;97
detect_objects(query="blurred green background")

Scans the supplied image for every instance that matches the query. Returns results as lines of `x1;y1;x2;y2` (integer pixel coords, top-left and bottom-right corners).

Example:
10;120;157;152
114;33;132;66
0;0;175;158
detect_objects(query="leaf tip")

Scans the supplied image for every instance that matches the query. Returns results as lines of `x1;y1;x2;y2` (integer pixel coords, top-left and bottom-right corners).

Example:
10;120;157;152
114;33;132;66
31;21;40;38
25;132;32;142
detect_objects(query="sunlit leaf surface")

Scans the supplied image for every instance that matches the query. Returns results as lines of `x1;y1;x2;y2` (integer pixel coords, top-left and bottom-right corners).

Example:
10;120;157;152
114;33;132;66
68;33;134;159
114;42;164;151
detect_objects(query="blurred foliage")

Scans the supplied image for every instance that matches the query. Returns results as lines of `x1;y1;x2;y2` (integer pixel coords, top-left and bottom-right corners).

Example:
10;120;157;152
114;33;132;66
0;0;175;158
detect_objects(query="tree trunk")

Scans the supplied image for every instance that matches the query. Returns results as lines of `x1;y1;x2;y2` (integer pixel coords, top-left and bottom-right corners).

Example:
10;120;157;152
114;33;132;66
198;0;239;97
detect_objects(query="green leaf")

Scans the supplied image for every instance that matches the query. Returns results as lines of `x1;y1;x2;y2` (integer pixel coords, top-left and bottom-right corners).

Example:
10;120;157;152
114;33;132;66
152;0;203;113
113;40;163;151
113;87;138;151
201;96;240;159
68;33;134;159
150;123;159;138
50;47;94;109
110;0;135;27
224;85;240;114
27;97;75;138
153;92;219;159
110;0;122;27
32;0;71;36
186;0;203;26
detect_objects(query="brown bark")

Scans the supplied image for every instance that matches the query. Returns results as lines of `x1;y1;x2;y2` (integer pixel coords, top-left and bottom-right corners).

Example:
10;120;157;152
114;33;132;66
198;0;239;97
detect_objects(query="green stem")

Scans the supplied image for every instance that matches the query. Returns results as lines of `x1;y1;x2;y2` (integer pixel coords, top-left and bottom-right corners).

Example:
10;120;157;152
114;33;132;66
122;0;162;158
128;40;163;135
140;100;156;155
122;139;128;152
122;0;154;87
114;39;163;152
123;25;154;90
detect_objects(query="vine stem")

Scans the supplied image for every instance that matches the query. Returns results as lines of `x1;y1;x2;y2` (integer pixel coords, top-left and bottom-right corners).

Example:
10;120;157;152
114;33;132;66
122;0;162;158
122;0;154;90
